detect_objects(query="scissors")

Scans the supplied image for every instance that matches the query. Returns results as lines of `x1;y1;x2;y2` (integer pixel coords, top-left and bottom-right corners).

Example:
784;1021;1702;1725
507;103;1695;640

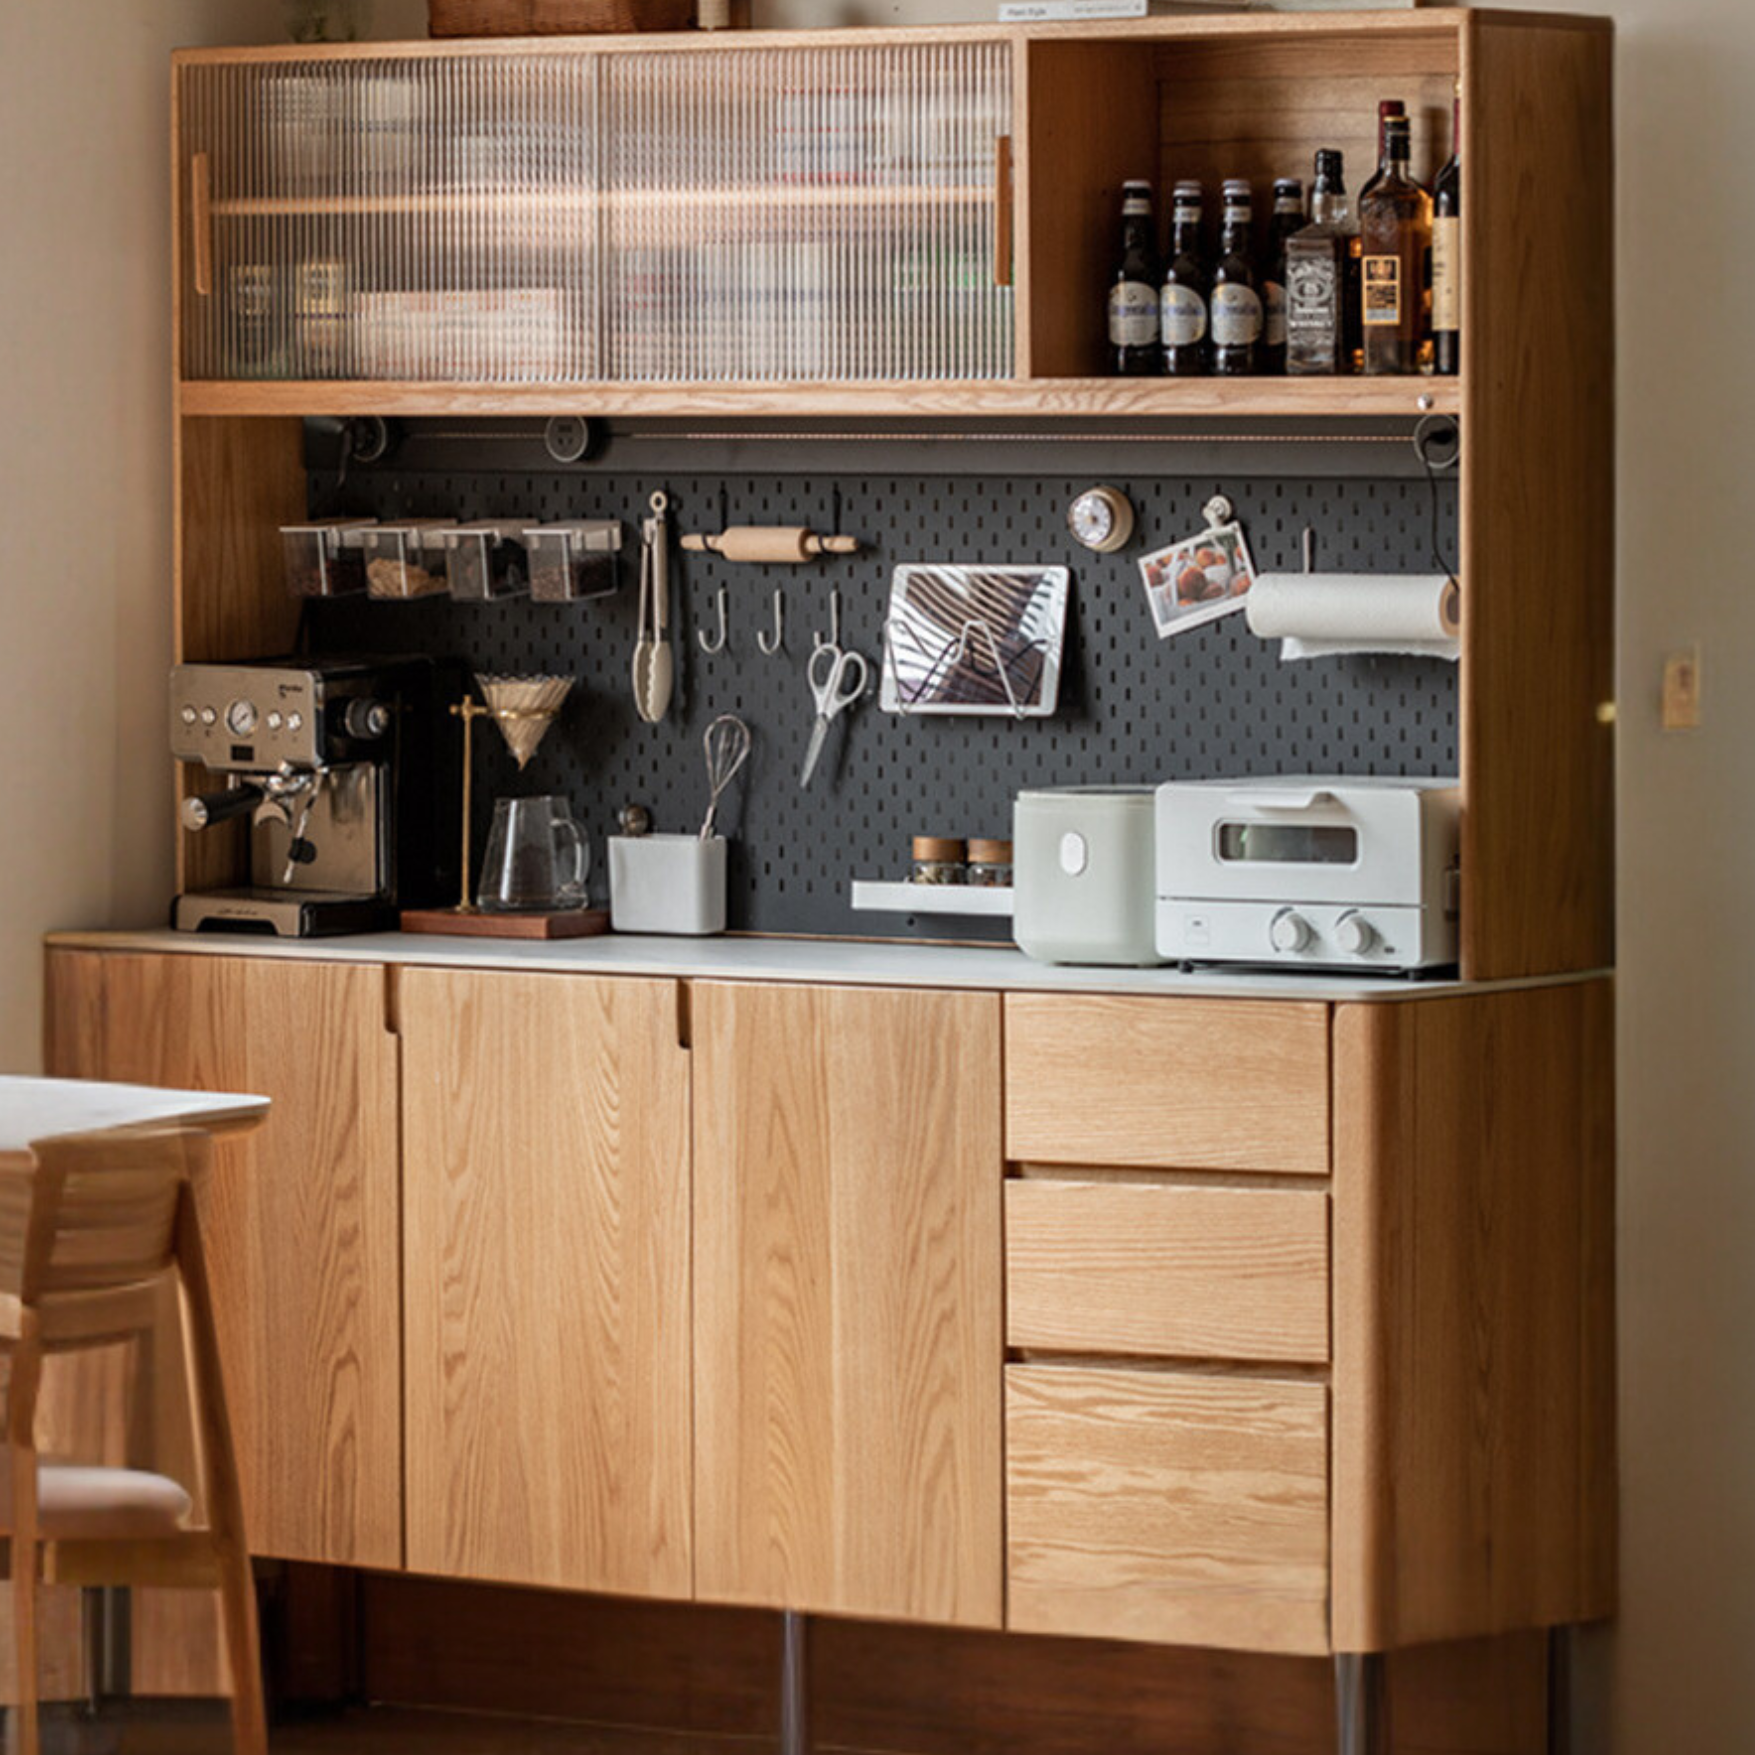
799;639;868;789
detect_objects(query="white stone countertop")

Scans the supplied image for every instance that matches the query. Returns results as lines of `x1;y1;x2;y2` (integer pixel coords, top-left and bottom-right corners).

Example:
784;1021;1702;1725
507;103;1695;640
45;928;1611;1005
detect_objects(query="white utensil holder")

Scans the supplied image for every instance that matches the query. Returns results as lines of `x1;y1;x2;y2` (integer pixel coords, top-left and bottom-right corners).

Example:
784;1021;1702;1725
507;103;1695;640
608;834;727;936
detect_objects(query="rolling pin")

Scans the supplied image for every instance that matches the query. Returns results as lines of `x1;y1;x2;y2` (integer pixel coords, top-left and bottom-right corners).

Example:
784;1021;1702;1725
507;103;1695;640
680;526;861;564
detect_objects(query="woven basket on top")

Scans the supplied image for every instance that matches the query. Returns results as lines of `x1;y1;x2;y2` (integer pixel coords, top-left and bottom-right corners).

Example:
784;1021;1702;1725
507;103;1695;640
429;0;695;34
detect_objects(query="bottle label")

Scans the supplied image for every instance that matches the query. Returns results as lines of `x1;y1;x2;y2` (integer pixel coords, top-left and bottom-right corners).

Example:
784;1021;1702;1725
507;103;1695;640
1160;284;1207;348
1108;281;1158;347
1211;283;1263;347
1263;280;1286;348
1432;216;1461;332
1362;255;1402;327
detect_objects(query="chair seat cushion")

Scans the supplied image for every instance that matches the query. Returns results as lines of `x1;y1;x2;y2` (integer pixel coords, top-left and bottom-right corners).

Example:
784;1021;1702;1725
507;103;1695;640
0;1464;193;1540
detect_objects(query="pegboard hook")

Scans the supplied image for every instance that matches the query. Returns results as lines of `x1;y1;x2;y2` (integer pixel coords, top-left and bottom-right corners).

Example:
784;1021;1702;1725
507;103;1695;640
757;589;786;656
698;586;728;655
814;588;843;654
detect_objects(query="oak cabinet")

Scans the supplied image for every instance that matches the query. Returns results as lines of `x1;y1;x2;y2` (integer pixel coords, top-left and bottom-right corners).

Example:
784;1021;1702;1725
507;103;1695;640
691;980;1005;1627
398;967;693;1598
43;948;402;1572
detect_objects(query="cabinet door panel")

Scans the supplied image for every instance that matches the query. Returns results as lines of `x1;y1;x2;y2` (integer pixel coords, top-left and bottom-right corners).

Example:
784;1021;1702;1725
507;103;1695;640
43;948;402;1570
692;981;1003;1628
400;969;692;1598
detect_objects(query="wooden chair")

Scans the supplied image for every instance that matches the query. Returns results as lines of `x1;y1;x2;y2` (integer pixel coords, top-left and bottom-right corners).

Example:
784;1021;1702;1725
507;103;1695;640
0;1125;265;1755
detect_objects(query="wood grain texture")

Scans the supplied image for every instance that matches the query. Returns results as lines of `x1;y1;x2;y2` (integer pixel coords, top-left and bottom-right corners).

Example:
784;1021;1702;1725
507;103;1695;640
1155;34;1459;250
176;377;1458;419
174;417;306;895
1459;16;1615;978
1004;995;1331;1174
1022;40;1160;378
692;981;1003;1627
1330;979;1617;1649
352;1574;1550;1755
1006;1364;1330;1654
399;969;692;1597
1006;1178;1330;1362
41;950;403;1571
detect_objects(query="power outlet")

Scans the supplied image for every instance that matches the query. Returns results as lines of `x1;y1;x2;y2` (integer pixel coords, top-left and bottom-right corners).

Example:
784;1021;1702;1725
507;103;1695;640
1662;645;1702;731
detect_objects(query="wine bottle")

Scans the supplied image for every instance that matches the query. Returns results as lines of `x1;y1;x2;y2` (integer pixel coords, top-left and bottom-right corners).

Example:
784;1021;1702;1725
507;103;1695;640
1432;80;1461;375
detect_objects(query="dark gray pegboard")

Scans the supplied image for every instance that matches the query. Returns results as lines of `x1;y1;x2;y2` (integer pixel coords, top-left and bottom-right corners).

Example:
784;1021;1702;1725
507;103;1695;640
305;460;1457;939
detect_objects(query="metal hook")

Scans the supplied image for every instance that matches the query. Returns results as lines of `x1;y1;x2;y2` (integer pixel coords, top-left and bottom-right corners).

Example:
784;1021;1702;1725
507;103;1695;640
813;588;843;653
757;588;786;656
698;585;728;655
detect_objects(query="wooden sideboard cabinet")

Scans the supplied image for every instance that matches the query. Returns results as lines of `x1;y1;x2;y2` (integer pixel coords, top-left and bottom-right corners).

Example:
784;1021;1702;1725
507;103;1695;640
40;943;1614;1746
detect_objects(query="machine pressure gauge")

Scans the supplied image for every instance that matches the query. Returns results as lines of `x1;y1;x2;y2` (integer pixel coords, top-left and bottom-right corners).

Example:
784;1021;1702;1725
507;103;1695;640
1067;485;1136;554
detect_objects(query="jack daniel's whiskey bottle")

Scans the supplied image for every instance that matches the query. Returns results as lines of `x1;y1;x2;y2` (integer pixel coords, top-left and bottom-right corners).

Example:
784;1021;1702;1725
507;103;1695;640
1285;150;1351;375
1107;180;1161;376
1359;115;1431;375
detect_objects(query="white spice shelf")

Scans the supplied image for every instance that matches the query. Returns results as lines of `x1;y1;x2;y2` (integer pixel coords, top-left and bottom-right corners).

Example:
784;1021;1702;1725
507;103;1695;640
850;879;1015;919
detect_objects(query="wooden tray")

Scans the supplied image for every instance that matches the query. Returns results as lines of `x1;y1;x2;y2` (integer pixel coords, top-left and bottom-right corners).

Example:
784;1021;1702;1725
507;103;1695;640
400;907;610;940
428;0;695;35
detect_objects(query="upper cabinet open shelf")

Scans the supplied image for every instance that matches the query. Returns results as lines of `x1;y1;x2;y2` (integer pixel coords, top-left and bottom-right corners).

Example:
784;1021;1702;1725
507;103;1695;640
169;13;1507;418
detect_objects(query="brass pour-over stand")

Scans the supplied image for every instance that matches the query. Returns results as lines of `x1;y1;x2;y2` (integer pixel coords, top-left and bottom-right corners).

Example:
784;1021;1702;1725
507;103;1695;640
400;675;608;940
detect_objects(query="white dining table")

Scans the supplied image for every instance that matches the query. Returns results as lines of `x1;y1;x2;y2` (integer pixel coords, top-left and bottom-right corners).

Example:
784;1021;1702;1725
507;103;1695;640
0;1076;268;1156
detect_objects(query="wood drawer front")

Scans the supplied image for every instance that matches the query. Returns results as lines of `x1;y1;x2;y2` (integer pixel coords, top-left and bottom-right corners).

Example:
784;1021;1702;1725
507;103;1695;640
1004;996;1330;1175
1005;1180;1330;1363
1006;1365;1330;1655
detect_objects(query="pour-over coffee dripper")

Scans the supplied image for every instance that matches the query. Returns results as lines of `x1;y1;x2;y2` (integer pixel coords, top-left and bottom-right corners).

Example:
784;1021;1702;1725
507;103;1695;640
400;673;607;939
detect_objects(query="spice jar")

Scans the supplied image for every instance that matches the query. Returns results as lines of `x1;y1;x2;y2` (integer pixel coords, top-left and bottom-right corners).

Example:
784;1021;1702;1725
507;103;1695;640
911;837;965;885
966;838;1013;888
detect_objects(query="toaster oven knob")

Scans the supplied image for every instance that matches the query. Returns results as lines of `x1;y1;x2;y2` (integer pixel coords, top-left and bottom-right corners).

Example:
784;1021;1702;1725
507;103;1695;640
1335;911;1379;956
1269;909;1313;954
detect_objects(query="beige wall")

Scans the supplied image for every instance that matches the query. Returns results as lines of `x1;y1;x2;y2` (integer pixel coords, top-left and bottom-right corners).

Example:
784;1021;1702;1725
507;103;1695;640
1;1;1749;1750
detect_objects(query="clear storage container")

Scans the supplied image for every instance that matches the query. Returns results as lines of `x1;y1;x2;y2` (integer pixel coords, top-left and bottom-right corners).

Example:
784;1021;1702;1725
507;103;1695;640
280;517;377;597
353;520;455;599
523;520;623;602
441;520;531;602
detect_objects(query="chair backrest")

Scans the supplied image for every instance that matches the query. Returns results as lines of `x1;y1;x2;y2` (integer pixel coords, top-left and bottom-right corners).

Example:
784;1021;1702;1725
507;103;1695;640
0;1128;199;1346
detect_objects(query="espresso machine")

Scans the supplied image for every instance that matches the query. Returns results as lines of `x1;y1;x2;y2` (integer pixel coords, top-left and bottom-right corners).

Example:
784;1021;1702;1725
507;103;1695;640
170;656;458;936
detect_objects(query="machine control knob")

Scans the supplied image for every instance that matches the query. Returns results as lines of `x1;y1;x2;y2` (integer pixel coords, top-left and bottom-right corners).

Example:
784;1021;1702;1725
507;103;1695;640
1335;911;1379;956
342;697;392;741
225;698;259;738
1269;909;1314;954
179;706;198;726
286;711;304;732
266;711;283;731
199;706;217;726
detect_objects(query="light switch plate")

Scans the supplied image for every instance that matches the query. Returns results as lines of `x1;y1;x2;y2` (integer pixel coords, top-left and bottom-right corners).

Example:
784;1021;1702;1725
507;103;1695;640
1662;645;1702;731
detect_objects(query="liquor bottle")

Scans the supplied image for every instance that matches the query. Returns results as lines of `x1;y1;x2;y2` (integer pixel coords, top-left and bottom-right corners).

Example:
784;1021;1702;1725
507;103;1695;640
1285;150;1351;376
1358;99;1406;207
1210;180;1262;376
1159;180;1211;377
1107;180;1162;376
1358;115;1431;375
1432;79;1461;375
1261;176;1305;374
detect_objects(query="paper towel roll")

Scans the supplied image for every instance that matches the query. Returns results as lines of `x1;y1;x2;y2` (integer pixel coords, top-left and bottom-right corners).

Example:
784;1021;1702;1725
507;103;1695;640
1245;572;1461;661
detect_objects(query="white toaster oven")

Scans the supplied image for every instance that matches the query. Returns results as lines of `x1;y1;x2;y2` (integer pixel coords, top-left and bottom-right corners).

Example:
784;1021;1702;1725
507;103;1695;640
1155;776;1461;972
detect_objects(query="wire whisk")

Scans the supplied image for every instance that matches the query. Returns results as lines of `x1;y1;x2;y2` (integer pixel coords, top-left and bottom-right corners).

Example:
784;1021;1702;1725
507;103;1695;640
700;713;752;840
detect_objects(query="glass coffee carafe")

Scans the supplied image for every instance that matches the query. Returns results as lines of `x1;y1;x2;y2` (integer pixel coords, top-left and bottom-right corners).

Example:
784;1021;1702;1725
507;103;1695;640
477;795;588;913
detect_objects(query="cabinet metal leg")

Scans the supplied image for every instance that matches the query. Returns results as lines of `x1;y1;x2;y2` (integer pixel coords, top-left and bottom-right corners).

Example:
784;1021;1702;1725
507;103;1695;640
1547;1626;1572;1755
1334;1652;1385;1755
80;1586;130;1714
780;1610;809;1755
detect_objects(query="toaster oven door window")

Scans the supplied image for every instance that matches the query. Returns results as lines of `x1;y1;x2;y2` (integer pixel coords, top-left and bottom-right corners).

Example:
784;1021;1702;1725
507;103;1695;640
1217;823;1358;865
